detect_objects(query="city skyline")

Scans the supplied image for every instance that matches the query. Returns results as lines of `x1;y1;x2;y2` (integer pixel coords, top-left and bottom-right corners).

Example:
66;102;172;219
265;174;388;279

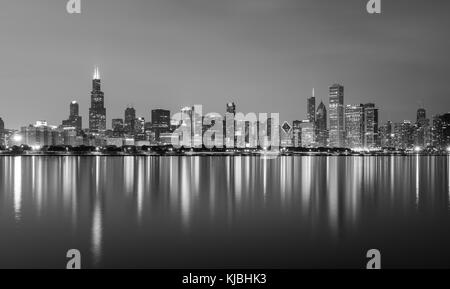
0;66;447;133
1;0;450;129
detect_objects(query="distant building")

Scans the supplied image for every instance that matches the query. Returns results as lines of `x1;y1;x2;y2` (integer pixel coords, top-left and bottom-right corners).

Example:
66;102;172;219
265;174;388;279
307;89;316;123
112;118;124;135
415;108;430;147
151;109;171;142
106;137;123;147
400;120;415;149
280;121;293;147
225;102;236;148
300;120;315;147
61;127;79;146
432;113;450;149
292;120;302;147
345;104;364;148
62;101;82;130
88;67;106;132
363;103;379;148
0;117;4;146
379;121;393;147
417;108;426;124
20;121;61;147
315;101;328;146
174;106;202;148
124;106;136;135
329;84;345;147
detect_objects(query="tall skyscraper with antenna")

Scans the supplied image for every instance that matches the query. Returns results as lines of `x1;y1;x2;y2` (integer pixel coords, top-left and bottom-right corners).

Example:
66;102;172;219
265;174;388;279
89;67;106;132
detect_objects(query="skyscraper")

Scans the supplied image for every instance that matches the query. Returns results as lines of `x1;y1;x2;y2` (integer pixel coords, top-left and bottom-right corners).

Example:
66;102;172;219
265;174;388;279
225;102;236;148
315;101;328;146
379;121;393;147
400;120;415;149
292;120;302;147
226;102;236;114
88;67;106;132
329;84;345;147
135;117;145;134
151;109;171;131
0;117;4;146
112;118;124;132
345;104;364;148
124;106;136;135
307;88;316;123
299;120;315;147
432;113;450;149
415;108;430;147
417;108;426;124
363;103;379;148
62;101;82;130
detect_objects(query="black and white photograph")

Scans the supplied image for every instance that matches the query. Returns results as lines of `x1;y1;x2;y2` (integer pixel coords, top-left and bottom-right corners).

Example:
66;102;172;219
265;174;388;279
0;0;450;283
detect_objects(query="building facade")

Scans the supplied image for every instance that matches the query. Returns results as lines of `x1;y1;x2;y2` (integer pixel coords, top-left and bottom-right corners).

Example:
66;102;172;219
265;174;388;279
315;101;328;147
88;67;106;132
329;84;345;147
345;104;364;149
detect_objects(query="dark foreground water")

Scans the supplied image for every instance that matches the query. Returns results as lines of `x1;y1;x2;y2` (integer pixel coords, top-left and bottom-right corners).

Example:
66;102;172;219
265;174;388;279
0;155;450;269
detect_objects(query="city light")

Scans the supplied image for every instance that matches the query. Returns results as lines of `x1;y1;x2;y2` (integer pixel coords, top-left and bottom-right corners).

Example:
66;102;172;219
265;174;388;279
31;145;41;151
12;134;22;143
447;147;450;153
414;146;422;152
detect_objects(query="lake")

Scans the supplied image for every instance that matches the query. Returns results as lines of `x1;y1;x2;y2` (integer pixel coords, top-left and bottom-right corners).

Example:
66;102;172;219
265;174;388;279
0;155;449;268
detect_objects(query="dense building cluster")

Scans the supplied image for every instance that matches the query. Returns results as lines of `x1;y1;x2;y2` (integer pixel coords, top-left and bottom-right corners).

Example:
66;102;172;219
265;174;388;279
0;69;449;152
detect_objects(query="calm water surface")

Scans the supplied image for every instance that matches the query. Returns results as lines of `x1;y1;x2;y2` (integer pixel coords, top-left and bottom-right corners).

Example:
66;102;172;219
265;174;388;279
1;156;450;268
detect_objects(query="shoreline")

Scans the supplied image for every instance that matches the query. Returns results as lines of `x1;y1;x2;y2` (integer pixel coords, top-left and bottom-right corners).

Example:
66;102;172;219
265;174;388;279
0;152;449;157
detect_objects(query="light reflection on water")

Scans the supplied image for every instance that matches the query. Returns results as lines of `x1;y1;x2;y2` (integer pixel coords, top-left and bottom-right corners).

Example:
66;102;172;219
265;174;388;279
0;156;450;268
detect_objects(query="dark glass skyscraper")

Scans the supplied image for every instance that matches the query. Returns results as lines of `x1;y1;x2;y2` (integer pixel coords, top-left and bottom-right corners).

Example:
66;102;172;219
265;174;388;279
151;109;171;142
124;106;136;135
363;103;379;148
89;67;106;132
432;113;450;149
62;101;82;130
315;101;328;146
0;117;4;146
151;109;171;130
112;118;124;132
417;108;426;124
226;102;236;114
307;88;316;123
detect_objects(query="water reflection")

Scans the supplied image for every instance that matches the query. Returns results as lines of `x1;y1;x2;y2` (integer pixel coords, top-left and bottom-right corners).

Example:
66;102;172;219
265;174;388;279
13;157;22;222
1;156;450;268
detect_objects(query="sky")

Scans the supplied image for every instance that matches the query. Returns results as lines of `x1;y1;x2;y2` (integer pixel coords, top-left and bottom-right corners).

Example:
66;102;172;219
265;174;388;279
0;0;449;129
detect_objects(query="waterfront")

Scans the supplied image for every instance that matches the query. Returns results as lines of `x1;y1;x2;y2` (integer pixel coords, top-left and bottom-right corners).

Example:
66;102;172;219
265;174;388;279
1;155;450;268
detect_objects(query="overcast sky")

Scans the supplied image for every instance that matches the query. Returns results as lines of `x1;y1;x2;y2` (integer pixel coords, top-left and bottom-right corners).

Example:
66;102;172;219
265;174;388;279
0;0;449;129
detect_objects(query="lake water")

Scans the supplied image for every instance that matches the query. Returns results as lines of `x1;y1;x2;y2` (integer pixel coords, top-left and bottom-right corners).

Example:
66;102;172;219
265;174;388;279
0;155;450;268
